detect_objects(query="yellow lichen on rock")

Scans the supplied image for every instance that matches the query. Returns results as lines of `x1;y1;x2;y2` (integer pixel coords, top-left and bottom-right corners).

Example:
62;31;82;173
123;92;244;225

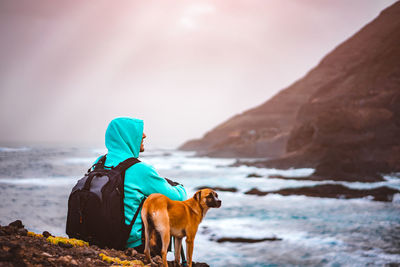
27;231;43;238
46;236;89;247
99;252;144;266
27;231;89;247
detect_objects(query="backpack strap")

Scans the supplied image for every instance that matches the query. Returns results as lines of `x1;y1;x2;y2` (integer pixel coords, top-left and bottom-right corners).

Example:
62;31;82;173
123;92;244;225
90;154;107;172
128;196;146;229
113;157;143;231
114;157;141;172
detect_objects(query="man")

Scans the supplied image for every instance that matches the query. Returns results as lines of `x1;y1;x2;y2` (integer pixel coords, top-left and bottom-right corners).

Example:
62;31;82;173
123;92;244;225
95;117;187;251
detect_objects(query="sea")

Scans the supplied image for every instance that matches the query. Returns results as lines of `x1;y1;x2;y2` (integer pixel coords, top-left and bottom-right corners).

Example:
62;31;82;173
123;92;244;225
0;146;399;267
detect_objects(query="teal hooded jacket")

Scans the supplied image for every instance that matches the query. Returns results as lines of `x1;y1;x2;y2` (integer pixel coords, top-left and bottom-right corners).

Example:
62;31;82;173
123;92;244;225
95;117;187;248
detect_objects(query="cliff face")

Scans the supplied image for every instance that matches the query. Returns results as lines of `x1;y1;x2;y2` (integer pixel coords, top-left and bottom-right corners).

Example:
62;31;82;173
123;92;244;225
277;2;400;178
180;2;400;178
179;63;336;158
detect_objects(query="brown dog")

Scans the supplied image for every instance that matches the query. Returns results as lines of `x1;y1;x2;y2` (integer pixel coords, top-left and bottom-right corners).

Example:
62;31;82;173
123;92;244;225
141;189;221;267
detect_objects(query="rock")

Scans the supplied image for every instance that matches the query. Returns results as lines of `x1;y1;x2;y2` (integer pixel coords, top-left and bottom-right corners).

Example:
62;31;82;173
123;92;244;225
268;174;382;183
0;241;21;253
193;262;210;267
0;250;13;261
152;255;162;264
124;247;137;257
42;231;52;238
0;220;211;267
245;184;400;202
80;248;96;257
244;188;268;196
2;227;14;235
58;242;73;249
42;252;52;257
58;255;72;262
8;220;24;229
216;237;282;243
247;173;263;178
195;186;238;192
16;228;27;236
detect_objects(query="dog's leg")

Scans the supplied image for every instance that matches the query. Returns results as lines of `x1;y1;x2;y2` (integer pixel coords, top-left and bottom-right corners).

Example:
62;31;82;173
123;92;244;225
142;213;152;264
154;212;170;267
159;228;170;267
185;235;195;267
174;237;182;266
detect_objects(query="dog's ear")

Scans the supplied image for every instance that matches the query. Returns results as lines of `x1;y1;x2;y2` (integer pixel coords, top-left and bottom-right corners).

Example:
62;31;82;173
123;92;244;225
194;191;202;202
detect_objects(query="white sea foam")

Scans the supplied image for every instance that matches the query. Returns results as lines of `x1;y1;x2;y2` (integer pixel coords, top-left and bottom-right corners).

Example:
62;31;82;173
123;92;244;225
392;193;400;203
343;179;400;190
63;157;97;164
0;177;76;186
0;146;30;152
265;168;315;177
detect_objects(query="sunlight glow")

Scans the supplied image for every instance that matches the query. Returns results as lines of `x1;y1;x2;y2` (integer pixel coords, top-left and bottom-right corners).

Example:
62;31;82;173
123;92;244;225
179;3;216;30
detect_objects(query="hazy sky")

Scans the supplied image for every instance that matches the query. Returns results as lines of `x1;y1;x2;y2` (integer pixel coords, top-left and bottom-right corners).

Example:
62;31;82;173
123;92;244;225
0;0;397;148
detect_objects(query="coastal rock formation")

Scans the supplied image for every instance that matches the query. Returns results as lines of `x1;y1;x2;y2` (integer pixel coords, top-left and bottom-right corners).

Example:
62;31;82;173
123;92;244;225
244;184;400;202
216;237;282;243
179;62;324;158
261;2;400;179
180;2;400;180
195;186;238;192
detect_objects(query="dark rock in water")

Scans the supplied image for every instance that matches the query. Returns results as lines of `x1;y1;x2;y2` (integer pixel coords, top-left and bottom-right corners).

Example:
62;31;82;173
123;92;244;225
245;184;400;202
311;155;387;182
246;173;263;178
216;237;282;243
195;186;238;192
193;263;210;267
268;174;382;183
244;188;269;196
180;2;400;181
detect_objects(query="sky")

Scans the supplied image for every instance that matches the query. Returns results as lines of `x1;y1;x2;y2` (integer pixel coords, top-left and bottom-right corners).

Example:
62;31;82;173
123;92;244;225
0;0;397;149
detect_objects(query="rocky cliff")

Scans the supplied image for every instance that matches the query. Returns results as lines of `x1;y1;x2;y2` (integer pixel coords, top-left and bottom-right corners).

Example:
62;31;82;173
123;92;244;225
180;2;400;180
179;62;327;158
263;1;400;180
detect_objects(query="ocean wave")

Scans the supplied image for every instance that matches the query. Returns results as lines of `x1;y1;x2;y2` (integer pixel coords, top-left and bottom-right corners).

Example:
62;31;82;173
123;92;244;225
0;177;77;186
63;157;97;165
392;193;400;203
0;146;30;152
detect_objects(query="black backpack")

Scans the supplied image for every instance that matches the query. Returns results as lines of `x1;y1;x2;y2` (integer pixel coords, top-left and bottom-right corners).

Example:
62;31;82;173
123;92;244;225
66;155;145;250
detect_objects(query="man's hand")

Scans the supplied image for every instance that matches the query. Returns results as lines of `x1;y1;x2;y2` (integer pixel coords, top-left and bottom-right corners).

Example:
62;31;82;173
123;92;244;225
165;178;182;187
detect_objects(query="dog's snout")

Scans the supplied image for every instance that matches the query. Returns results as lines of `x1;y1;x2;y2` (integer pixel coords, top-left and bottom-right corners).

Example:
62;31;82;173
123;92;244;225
216;200;222;208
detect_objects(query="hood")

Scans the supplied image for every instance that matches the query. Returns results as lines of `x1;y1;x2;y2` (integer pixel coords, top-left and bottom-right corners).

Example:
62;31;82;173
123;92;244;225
105;117;144;164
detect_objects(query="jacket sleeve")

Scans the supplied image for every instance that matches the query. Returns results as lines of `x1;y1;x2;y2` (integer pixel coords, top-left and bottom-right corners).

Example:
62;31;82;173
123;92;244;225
133;162;187;201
